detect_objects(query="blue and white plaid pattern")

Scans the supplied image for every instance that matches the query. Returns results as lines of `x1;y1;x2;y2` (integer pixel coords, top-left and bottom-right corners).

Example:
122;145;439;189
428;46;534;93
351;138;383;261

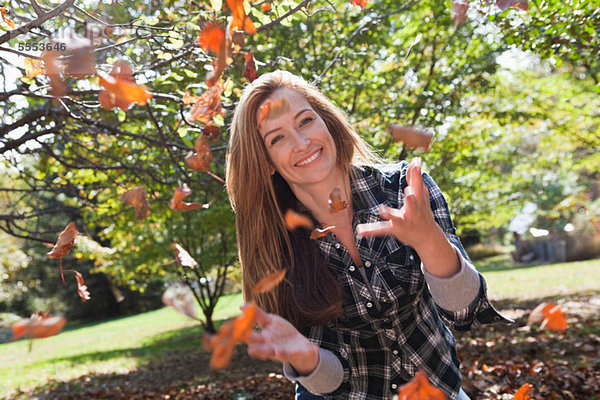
296;161;510;400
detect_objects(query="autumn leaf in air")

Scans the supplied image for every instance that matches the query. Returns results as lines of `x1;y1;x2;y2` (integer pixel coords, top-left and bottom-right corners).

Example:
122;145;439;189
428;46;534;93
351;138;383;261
310;225;336;240
24;58;45;78
496;0;528;11
349;0;367;9
397;370;447;400
162;286;197;319
253;269;286;295
284;209;314;231
243;52;259;82
48;222;78;284
225;0;257;35
328;187;348;213
203;125;221;142
197;23;228;87
258;97;290;126
41;49;66;98
12;312;67;341
74;271;91;303
387;124;433;151
99;60;152;110
261;3;271;11
204;302;258;369
169;184;208;211
189;83;225;125
527;302;568;332
63;35;97;79
122;186;150;220
451;0;469;27
513;383;534;400
172;243;198;269
185;134;213;172
0;7;15;29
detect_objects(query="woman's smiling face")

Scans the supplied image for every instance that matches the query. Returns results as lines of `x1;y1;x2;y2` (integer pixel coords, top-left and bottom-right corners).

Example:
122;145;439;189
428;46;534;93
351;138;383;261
257;88;338;188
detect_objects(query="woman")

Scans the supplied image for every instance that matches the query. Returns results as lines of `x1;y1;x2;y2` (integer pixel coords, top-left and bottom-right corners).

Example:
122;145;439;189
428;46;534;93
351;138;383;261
226;70;511;400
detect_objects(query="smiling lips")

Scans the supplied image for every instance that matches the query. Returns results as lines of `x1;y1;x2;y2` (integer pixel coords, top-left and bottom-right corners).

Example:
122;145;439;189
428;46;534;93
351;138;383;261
295;148;322;167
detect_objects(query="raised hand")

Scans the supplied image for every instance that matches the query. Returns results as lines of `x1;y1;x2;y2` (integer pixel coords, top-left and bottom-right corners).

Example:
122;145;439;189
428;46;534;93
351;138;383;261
246;305;320;375
356;157;437;250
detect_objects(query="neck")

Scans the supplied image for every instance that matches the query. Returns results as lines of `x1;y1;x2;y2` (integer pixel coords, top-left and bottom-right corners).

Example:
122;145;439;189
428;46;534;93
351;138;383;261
289;166;353;227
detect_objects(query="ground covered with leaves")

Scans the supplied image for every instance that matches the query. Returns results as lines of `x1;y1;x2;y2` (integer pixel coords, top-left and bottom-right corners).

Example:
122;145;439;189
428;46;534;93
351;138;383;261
8;292;600;400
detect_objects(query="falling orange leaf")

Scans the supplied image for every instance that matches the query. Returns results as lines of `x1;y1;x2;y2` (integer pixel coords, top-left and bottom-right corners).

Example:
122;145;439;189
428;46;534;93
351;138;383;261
261;2;271;11
169;184;207;211
185;134;213;172
243;52;259;82
99;60;152;110
203;125;221;142
387;124;433;151
258;97;290;126
397;370;447;400
12;312;66;340
74;271;91;303
225;0;257;35
205;301;258;369
64;36;97;79
451;0;469;27
48;222;78;260
310;225;336;240
172;243;198;269
253;269;286;295
284;209;314;231
540;304;567;332
24;57;45;78
189;83;224;125
197;23;226;55
514;383;534;400
0;7;15;29
328;187;347;213
162;286;197;319
528;302;568;332
349;0;367;9
122;186;150;220
41;49;66;98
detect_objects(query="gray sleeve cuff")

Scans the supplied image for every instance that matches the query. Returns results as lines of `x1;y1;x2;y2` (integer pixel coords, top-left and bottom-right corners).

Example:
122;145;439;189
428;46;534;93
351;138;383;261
283;348;344;395
422;244;481;312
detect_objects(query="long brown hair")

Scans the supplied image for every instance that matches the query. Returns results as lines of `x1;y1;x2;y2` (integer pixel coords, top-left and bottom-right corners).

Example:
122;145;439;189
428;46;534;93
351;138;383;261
226;70;378;329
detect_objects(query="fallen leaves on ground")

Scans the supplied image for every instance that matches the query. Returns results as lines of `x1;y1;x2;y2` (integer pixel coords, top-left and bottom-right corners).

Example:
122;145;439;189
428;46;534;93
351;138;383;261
513;383;534;400
12;312;66;340
122;186;150;220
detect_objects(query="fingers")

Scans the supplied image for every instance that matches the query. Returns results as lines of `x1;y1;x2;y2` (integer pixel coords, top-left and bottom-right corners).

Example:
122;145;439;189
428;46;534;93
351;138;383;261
407;157;424;201
252;306;272;329
355;220;395;237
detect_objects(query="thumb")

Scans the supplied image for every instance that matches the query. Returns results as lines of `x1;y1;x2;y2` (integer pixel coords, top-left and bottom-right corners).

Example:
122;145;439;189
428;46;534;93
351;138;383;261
252;305;272;329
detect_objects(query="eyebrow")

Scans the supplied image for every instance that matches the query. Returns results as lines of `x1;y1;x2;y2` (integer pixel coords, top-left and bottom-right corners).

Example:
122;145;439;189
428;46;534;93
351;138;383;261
262;108;313;142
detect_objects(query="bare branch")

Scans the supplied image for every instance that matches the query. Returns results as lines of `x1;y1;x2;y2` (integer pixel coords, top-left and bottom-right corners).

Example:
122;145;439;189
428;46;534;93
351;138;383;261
0;0;76;45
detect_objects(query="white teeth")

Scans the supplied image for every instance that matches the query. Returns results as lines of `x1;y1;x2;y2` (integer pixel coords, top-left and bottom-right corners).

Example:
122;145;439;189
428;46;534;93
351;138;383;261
296;150;321;166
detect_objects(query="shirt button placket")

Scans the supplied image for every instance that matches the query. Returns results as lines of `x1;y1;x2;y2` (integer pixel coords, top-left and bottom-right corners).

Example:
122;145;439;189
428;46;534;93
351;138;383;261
349;265;356;272
391;383;398;390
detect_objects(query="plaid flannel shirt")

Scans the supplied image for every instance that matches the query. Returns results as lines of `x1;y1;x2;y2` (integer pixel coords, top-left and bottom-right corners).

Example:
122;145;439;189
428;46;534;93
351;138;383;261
295;161;511;400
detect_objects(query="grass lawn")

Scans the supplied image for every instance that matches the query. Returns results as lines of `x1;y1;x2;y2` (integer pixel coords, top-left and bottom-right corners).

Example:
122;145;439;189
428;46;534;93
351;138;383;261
476;255;600;300
1;256;599;398
0;292;243;398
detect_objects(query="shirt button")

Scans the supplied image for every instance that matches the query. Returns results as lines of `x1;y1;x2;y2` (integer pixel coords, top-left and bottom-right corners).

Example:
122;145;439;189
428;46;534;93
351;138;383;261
349;265;356;272
393;349;398;355
409;255;414;261
366;302;373;308
335;243;341;249
391;383;398;390
365;261;371;267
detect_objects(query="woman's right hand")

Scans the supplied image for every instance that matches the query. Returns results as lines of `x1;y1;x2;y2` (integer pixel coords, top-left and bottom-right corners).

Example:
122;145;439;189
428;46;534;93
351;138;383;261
246;305;320;376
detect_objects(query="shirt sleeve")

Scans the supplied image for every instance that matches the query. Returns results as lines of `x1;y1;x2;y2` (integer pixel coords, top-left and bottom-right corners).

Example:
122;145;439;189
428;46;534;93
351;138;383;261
283;348;344;394
417;171;513;330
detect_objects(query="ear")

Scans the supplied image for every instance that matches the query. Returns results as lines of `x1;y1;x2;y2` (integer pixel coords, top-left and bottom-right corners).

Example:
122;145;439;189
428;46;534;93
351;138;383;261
270;168;275;176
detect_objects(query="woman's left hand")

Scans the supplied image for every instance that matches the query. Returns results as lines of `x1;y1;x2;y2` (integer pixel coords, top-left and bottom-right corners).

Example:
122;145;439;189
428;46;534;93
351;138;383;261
355;157;439;251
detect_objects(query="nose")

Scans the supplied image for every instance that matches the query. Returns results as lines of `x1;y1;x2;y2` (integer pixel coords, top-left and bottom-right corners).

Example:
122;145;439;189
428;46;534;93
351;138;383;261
291;129;310;151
